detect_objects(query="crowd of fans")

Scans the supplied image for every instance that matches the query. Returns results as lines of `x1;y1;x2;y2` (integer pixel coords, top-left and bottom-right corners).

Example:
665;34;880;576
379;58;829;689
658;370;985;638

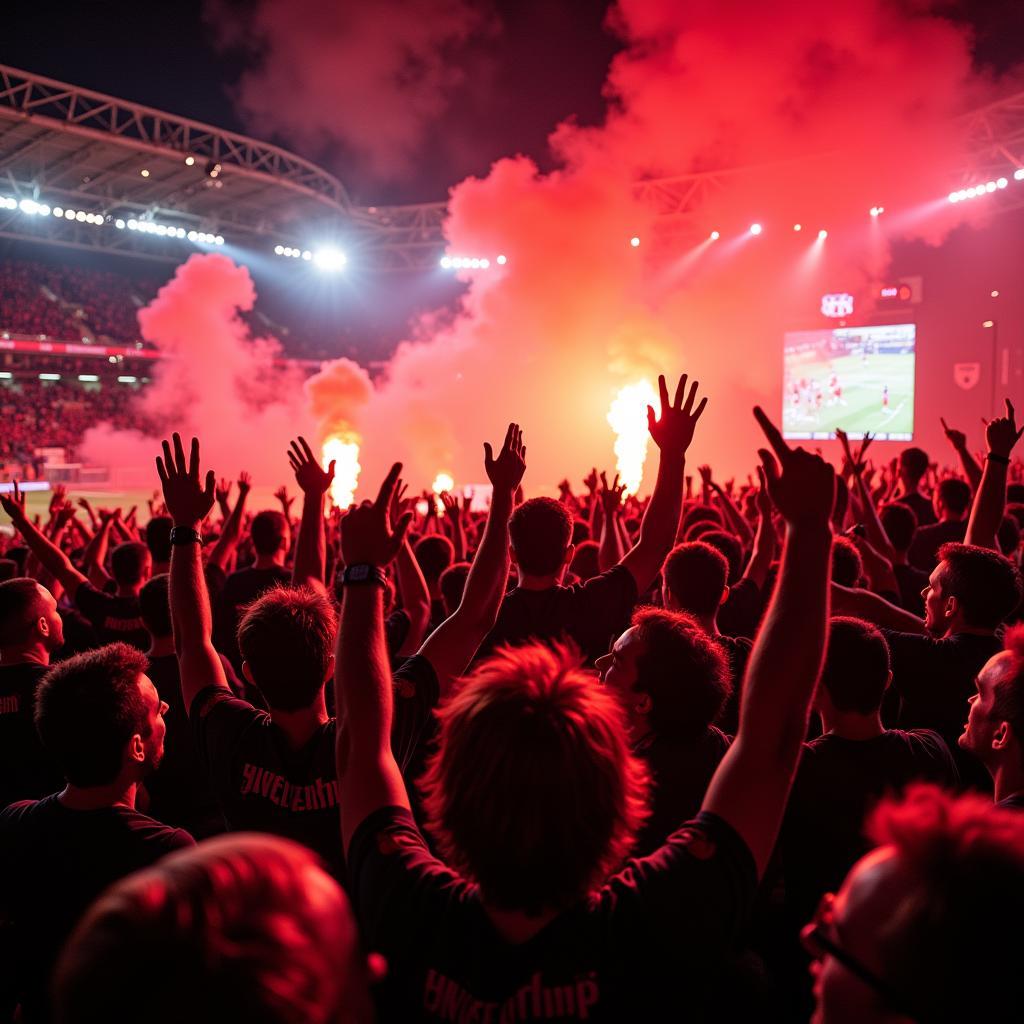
2;374;1024;1023
0;264;82;340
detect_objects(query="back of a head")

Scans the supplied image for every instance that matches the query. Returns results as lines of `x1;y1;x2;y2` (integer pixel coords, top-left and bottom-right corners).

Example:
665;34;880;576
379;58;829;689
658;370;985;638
937;542;1023;629
413;534;455;585
509;497;573;577
937;478;971;518
880;502;918;554
110;542;150;587
238;585;336;711
139;574;172;639
569;540;600;583
439;561;471;615
899;447;929;482
630;607;731;739
699;530;743;584
862;785;1024;1022
0;576;45;648
830;536;865;588
145;515;173;564
53;834;364;1024
0;558;18;583
1007;483;1024;505
662;542;729;619
35;643;149;787
680;504;723;538
821;617;891;715
251;510;289;557
997;513;1021;559
421;642;648;913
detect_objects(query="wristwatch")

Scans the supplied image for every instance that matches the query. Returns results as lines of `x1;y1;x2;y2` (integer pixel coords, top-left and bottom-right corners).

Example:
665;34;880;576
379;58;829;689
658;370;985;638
169;526;203;545
340;564;388;587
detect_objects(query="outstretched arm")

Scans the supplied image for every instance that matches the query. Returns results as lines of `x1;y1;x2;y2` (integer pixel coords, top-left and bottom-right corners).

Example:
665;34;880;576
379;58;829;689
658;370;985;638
336;464;414;854
941;418;983;493
831;581;928;633
418;424;526;691
965;400;1023;551
158;434;229;711
738;467;776;590
207;472;251;573
702;408;835;878
619;373;707;593
0;482;87;598
287;438;335;590
598;472;626;572
391;481;431;656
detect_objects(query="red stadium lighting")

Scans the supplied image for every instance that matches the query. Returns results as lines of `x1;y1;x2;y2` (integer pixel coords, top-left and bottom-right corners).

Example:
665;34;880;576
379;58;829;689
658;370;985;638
749;223;762;235
709;230;720;240
630;236;640;247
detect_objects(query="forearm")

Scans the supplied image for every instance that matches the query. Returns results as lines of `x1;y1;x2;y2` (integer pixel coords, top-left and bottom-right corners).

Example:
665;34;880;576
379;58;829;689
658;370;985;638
170;534;215;649
719;488;754;547
742;514;775;589
598;509;625;571
449;515;466;562
337;585;392;758
394;539;430;648
854;474;895;560
965;459;1007;550
459;490;513;623
207;490;248;571
81;522;112;579
831;582;927;632
956;444;983;492
13;513;83;587
293;491;327;587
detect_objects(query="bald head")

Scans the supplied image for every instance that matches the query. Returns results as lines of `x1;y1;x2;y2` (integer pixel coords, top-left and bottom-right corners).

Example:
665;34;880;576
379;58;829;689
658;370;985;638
0;578;63;656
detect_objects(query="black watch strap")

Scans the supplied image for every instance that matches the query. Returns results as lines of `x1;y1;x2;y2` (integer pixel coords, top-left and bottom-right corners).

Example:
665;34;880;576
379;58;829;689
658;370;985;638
341;564;387;587
170;526;203;546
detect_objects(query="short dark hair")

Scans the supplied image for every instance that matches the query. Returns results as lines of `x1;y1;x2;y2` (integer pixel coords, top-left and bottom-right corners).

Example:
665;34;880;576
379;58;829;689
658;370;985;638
864;785;1024;1023
831;536;864;587
684;519;720;542
899;447;930;480
662;542;729;618
0;577;45;647
821;617;891;714
53;835;360;1024
937;543;1022;629
998;514;1021;559
509;498;573;576
937;478;972;517
139;574;171;638
110;542;150;586
569;540;600;583
414;535;454;584
681;504;723;534
145;515;173;563
35;643;150;786
420;642;648;913
700;530;743;584
571;519;591;545
1005;502;1024;531
630;607;731;739
880;502;918;553
1007;484;1024;504
237;586;336;711
0;558;18;583
439;561;471;615
251;510;289;556
993;625;1024;768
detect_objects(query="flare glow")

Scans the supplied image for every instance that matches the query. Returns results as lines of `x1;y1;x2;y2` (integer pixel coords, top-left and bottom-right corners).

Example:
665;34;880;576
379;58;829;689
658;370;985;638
607;379;657;496
323;435;361;508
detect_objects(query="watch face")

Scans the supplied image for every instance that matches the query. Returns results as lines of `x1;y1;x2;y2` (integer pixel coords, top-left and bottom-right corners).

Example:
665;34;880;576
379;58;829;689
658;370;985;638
350;565;370;581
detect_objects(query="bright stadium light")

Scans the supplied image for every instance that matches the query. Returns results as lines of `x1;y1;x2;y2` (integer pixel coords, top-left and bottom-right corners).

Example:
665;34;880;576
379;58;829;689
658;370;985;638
184;156;195;166
793;223;802;231
140;168;150;177
497;254;507;264
818;229;828;240
439;256;452;269
997;177;1008;189
630;236;641;247
750;223;762;235
314;247;347;272
78;374;99;382
52;207;63;217
869;206;884;217
710;230;720;240
19;199;39;214
302;250;311;261
38;373;61;381
117;376;138;384
1015;169;1024;181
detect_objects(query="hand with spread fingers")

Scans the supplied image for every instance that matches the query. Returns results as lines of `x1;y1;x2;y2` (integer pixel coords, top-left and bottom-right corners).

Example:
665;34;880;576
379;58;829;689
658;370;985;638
340;463;413;568
647;374;708;457
156;433;216;529
484;422;527;494
289;436;336;497
599;470;626;517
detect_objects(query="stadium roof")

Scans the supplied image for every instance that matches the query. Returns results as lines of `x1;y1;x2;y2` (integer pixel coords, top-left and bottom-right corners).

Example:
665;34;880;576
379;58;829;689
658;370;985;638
1;63;1023;269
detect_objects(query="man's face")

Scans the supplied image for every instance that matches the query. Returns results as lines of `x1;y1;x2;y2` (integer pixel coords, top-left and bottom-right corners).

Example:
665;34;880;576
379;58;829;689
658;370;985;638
809;846;912;1024
137;675;167;772
959;651;1014;763
921;562;953;635
35;584;64;651
596;626;648;737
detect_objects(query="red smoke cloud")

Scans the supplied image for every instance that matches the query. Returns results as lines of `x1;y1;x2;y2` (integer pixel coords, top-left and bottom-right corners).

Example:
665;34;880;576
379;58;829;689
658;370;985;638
207;0;495;183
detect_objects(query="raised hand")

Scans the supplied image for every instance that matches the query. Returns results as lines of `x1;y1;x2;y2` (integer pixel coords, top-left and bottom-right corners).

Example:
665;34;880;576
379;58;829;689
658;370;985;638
288;436;335;497
484;422;527;493
753;407;835;528
0;480;26;523
439;490;461;521
583;467;599;494
755;466;773;518
940;417;967;451
156;433;216;528
389;478;413;526
599;470;626;516
48;484;68;515
215;478;232;504
274;486;295;515
237;471;252;496
985;399;1024;459
698;464;714;489
339;463;411;567
647;373;708;457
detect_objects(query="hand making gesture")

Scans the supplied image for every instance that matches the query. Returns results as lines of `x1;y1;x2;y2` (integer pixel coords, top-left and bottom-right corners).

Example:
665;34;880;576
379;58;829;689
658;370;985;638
985;399;1024;459
340;463;413;568
484;422;527;494
288;436;336;497
648;373;708;457
156;433;216;528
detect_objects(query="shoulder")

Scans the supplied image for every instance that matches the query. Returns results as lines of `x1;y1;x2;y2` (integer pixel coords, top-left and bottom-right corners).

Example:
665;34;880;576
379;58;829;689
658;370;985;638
190;685;265;725
120;808;195;849
393;654;440;702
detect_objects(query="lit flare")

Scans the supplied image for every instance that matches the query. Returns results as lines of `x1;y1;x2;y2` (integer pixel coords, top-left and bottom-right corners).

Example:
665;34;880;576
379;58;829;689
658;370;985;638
322;434;361;508
607;379;657;496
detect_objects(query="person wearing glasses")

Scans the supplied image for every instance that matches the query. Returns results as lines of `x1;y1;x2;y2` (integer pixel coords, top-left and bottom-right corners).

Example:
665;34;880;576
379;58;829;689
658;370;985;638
803;784;1024;1023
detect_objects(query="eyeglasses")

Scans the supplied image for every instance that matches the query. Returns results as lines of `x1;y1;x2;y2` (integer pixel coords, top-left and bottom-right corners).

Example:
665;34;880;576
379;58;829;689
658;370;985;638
801;893;918;1019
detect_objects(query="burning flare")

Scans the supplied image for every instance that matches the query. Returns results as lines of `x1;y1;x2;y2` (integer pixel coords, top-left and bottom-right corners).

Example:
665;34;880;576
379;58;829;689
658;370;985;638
607;379;657;496
322;434;361;508
432;472;455;494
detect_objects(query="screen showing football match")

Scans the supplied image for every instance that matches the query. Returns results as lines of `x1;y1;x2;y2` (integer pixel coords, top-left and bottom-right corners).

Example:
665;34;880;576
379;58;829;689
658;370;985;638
782;323;916;441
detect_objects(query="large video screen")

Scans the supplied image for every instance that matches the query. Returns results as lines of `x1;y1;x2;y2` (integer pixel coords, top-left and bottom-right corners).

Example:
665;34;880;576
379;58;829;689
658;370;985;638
782;323;915;441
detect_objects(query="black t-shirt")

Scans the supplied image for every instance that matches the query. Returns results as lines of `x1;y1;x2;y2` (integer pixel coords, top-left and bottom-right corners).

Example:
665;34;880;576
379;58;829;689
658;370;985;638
781;729;957;924
189;655;439;879
633;728;732;856
477;566;638;665
881;629;1000;791
713;635;752;734
144;654;224;836
896;491;937;527
908;519;966;572
0;794;192;1021
717;577;766;640
74;581;149;650
893;562;928;616
0;663;62;809
213;564;292;667
349;806;756;1022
